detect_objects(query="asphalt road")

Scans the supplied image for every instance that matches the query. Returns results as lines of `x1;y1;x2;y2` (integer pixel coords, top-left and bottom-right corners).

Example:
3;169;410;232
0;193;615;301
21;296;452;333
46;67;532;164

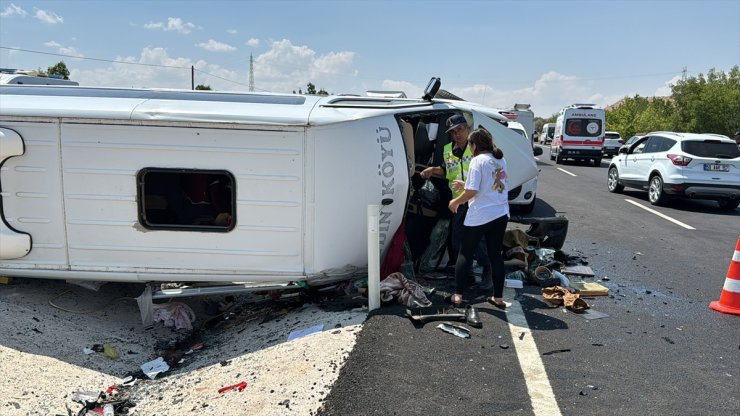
319;146;740;416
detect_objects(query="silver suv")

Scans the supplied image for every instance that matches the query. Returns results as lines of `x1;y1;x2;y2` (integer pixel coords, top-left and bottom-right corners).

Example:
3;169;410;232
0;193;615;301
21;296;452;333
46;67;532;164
602;131;624;158
607;132;740;210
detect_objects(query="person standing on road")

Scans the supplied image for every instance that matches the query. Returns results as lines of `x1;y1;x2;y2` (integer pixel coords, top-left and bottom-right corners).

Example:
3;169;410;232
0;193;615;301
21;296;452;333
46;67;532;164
448;127;509;308
420;114;492;302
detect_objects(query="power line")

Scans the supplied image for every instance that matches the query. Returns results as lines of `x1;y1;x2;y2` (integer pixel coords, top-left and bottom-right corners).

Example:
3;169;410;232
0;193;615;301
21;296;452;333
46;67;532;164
0;46;185;69
0;45;272;91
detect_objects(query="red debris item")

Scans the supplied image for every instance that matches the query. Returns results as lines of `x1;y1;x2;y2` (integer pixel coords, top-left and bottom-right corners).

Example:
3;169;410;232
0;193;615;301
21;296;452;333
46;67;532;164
218;381;247;393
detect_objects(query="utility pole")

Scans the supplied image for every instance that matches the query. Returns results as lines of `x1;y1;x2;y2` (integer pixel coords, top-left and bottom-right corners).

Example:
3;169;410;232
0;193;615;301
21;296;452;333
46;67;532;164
249;54;254;92
682;66;687;82
191;66;194;90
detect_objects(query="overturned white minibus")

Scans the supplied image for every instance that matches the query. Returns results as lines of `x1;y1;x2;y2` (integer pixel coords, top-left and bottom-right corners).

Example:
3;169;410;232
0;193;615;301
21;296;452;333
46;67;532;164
0;79;544;287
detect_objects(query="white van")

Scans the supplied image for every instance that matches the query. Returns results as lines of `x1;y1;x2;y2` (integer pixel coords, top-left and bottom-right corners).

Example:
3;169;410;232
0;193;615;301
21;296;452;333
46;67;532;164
550;104;606;166
500;104;534;147
0;79;544;286
541;123;556;144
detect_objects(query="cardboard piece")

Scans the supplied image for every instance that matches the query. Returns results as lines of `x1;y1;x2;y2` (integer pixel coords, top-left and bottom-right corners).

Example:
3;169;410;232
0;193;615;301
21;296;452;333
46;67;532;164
570;281;609;296
560;265;595;277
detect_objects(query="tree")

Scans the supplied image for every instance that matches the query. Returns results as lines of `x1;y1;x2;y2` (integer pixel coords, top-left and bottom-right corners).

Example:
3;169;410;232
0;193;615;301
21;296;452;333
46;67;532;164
47;61;70;80
671;66;739;136
195;84;212;90
296;83;329;95
604;66;739;138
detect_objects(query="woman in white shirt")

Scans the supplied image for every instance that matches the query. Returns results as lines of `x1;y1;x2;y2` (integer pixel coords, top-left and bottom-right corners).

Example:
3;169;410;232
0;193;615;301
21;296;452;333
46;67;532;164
448;128;509;309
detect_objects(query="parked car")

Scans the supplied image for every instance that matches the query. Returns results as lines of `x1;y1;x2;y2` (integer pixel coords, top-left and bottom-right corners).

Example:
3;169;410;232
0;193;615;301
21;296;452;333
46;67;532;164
619;134;644;153
602;131;624;157
607;132;740;209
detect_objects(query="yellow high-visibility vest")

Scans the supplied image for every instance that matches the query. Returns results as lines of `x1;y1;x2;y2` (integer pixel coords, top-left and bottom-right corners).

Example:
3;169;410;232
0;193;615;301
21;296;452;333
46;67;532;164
443;142;473;198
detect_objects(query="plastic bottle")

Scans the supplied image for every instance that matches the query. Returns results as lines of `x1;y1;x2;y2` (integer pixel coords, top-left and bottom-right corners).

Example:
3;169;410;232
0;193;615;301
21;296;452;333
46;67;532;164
103;404;114;416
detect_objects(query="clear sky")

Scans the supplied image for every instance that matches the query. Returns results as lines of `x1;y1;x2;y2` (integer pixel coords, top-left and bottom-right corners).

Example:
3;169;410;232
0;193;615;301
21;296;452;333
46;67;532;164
1;0;738;117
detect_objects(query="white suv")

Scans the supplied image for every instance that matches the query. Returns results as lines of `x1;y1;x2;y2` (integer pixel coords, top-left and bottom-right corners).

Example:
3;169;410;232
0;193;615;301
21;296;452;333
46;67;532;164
607;132;740;210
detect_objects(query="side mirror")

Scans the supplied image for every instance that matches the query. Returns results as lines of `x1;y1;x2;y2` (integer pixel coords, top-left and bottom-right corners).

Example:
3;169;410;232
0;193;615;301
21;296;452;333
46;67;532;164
422;77;441;101
618;146;628;154
533;146;544;156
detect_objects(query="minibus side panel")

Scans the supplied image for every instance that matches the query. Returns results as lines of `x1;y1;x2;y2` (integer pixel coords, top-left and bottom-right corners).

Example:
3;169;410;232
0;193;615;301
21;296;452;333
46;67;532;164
0;121;68;268
59;123;304;275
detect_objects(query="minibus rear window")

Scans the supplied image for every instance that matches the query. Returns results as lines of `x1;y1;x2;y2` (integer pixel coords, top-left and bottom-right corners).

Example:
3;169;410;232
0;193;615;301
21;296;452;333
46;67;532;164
565;118;602;137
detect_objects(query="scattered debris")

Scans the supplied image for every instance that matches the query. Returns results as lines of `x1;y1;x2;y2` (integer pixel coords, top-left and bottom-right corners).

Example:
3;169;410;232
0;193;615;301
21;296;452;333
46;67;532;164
570;281;609;296
542;349;571;356
580;384;600;396
287;324;325;341
141;357;170;379
579;309;609;320
542;286;589;313
561;265;595;277
406;306;465;323
436;323;471;339
152;302;196;330
218;381;247;393
379;272;432;307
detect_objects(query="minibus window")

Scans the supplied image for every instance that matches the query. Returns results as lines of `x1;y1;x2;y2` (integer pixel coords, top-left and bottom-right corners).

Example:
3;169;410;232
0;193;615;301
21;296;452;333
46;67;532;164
137;168;236;232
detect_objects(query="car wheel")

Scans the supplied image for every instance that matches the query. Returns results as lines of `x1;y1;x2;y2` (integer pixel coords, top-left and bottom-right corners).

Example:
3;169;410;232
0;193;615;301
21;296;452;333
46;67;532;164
648;175;666;205
593;158;602;167
607;167;624;193
718;198;740;211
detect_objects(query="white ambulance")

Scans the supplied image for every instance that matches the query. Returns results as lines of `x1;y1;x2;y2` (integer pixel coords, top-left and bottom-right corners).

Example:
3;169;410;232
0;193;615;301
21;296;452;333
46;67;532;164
550;104;605;166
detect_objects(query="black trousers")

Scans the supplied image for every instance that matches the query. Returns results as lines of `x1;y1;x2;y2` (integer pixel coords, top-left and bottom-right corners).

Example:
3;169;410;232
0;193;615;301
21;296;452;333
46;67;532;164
455;214;508;298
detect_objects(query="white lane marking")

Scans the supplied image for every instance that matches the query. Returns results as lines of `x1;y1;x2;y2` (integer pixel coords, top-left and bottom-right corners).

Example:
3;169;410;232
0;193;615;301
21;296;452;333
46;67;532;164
505;290;562;416
556;168;577;177
624;199;696;230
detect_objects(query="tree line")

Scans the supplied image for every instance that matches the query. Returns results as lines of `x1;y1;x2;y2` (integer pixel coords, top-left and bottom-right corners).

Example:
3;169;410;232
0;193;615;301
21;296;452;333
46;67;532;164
535;65;739;139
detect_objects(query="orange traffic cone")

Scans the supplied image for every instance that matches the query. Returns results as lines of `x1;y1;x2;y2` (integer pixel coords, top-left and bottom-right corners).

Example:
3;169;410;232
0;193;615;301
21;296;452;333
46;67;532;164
709;236;740;315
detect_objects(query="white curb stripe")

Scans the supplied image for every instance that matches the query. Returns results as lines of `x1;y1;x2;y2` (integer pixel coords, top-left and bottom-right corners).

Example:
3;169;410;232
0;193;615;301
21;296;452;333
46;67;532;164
505;291;562;416
624;199;696;230
556;168;577;177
